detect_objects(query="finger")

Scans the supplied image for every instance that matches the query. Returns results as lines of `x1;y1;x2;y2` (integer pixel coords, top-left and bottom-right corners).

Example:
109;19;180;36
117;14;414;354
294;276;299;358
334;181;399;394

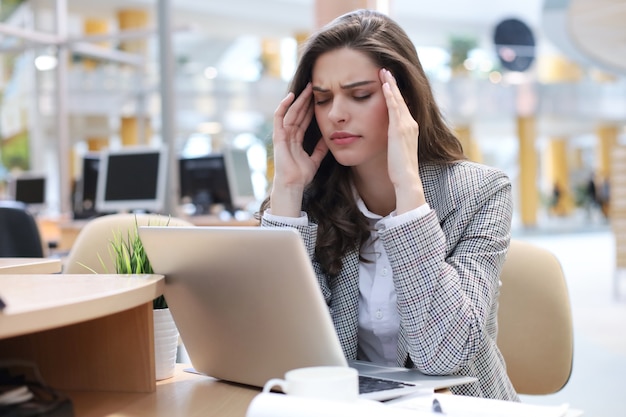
380;69;401;116
309;137;329;168
297;99;315;134
292;83;313;124
284;83;313;128
274;92;295;132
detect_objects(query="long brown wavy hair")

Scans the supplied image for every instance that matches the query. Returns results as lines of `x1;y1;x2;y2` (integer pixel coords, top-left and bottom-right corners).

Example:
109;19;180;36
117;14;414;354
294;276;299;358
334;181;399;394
260;9;465;277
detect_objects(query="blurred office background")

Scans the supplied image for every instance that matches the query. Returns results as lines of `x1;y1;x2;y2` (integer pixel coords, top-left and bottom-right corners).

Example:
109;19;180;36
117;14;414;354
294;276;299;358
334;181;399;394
0;1;624;416
1;0;624;224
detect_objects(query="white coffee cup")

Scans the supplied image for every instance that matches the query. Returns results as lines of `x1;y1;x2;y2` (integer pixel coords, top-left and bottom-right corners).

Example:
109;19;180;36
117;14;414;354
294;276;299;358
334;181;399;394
262;366;359;402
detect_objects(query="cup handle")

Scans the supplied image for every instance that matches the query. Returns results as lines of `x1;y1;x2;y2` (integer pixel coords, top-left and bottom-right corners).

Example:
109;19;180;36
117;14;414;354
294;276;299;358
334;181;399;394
262;378;287;393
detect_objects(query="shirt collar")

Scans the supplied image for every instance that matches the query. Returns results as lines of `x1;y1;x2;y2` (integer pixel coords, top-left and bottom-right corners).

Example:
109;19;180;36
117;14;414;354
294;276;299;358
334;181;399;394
356;197;383;221
353;186;397;222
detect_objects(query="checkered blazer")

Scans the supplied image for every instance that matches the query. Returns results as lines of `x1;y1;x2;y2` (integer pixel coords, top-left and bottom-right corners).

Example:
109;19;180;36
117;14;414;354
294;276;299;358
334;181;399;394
261;160;519;401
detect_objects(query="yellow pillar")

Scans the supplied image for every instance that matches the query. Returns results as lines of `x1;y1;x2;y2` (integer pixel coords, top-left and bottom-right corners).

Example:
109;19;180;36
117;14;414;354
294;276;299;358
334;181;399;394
116;9;150;149
518;115;538;227
86;137;109;151
545;138;573;216
537;54;583;84
120;117;137;146
294;31;310;61
82;115;110;151
261;39;282;78
294;32;309;46
120;116;152;146
455;125;471;158
83;18;109;70
454;124;482;163
571;147;584;171
596;123;619;219
596;123;619;181
315;0;384;27
117;9;149;55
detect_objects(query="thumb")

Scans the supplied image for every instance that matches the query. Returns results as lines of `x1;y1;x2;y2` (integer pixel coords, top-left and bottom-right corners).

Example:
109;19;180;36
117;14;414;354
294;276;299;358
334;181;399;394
310;138;329;168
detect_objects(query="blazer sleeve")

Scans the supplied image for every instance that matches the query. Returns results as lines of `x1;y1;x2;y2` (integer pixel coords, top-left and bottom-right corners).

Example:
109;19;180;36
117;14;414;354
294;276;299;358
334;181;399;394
378;166;512;375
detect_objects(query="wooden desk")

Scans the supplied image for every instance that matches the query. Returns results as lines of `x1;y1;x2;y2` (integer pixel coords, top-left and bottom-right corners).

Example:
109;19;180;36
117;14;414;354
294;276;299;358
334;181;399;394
57;219;90;252
36;214;66;247
0;274;453;416
55;216;259;253
68;364;260;417
0;274;163;393
0;257;62;274
187;215;259;227
0;273;260;416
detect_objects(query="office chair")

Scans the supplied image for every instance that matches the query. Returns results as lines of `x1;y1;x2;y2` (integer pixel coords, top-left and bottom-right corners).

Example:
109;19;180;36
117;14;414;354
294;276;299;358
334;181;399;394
63;213;194;274
0;200;45;257
496;239;574;395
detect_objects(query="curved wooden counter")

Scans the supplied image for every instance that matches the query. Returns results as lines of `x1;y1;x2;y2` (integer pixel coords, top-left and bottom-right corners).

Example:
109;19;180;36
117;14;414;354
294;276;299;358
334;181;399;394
0;274;163;339
0;274;164;393
0;258;62;275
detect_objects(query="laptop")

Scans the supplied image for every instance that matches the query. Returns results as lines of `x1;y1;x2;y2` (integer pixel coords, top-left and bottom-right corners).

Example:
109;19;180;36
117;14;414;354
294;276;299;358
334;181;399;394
138;226;476;401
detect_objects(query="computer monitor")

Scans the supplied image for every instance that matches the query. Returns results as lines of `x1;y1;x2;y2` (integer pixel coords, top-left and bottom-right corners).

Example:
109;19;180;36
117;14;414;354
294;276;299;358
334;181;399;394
178;154;233;214
223;146;257;211
73;152;101;217
9;173;46;208
95;146;168;214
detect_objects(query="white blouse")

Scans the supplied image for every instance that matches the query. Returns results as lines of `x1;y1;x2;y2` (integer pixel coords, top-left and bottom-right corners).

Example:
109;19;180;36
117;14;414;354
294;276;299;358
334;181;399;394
355;198;430;365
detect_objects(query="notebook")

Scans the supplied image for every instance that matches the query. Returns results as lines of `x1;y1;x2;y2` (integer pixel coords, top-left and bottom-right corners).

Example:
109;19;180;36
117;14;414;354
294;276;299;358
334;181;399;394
138;226;476;401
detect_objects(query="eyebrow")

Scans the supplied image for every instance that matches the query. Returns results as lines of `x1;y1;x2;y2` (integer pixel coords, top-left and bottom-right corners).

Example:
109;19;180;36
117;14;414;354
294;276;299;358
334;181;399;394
312;80;377;93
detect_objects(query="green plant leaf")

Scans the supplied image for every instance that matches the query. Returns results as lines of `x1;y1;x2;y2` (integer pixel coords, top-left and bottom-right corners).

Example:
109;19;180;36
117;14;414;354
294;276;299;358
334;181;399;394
86;214;172;309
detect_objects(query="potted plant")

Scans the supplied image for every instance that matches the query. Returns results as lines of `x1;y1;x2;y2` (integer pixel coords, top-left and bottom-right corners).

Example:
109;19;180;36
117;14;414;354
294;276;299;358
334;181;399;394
106;219;167;309
84;216;179;380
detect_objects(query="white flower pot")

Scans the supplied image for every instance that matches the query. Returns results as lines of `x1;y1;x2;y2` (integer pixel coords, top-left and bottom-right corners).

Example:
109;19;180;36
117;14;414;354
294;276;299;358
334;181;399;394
153;308;179;380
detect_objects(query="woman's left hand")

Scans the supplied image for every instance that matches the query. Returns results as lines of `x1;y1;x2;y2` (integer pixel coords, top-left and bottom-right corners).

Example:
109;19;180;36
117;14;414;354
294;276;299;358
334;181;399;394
380;68;426;213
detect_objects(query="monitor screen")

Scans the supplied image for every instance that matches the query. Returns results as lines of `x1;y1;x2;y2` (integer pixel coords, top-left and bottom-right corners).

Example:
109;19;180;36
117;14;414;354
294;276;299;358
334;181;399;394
178;154;233;214
223;146;257;211
10;174;46;206
95;147;168;214
74;152;100;214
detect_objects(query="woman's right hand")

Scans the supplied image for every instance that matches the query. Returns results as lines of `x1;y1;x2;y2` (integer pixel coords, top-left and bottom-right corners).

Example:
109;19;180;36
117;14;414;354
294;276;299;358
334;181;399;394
270;83;328;217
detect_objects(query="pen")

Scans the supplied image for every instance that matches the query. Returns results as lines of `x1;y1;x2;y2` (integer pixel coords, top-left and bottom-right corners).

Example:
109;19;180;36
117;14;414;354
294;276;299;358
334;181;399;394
432;397;444;414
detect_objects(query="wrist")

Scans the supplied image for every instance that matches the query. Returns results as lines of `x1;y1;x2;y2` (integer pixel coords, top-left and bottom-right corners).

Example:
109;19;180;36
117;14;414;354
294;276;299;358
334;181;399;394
395;180;426;215
270;183;305;217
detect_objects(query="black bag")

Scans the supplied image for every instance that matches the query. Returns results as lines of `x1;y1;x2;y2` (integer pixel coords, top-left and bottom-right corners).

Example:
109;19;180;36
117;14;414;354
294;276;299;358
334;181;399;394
0;362;74;417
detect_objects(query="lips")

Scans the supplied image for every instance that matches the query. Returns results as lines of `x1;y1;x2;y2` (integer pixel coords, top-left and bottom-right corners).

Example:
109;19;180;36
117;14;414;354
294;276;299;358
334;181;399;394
330;131;360;145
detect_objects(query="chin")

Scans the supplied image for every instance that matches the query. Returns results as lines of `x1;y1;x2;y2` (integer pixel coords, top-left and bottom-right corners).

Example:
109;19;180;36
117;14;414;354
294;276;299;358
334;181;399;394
330;154;359;167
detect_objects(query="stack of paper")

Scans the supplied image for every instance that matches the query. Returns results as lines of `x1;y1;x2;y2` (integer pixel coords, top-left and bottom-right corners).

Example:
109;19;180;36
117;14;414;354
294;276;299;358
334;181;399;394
387;392;583;417
246;392;584;417
246;393;425;417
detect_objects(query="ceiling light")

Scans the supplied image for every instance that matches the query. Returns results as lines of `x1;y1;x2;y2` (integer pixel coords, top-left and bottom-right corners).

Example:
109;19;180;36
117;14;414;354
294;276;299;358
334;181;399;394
34;54;58;71
197;121;222;135
203;66;218;79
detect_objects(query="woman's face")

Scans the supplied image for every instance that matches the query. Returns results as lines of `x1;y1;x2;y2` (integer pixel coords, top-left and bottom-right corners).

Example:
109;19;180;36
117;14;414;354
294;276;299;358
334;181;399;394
311;48;389;170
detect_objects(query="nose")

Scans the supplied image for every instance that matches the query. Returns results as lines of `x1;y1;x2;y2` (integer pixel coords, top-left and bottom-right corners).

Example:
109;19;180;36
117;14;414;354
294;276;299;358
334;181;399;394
327;97;347;124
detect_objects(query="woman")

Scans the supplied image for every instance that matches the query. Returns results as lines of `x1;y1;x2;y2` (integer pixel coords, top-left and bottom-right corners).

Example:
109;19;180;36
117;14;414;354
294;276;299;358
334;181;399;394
259;9;517;401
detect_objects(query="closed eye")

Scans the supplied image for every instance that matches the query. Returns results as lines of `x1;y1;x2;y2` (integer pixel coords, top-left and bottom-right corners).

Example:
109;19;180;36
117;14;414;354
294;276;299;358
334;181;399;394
313;94;331;105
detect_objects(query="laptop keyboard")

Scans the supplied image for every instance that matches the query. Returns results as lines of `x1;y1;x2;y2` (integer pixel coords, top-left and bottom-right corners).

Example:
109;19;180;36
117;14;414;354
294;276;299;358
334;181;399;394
358;375;417;394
